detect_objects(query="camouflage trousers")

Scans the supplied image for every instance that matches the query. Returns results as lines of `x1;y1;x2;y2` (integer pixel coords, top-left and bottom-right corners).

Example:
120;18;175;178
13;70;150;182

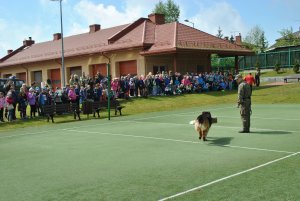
240;101;251;131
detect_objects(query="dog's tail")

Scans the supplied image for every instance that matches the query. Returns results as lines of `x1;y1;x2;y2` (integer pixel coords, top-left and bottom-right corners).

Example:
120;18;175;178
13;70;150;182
189;120;196;125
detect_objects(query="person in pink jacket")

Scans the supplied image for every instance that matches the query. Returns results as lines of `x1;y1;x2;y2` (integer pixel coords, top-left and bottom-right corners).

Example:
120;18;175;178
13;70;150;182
111;78;120;99
5;91;14;122
68;85;81;120
0;92;5;122
68;86;77;102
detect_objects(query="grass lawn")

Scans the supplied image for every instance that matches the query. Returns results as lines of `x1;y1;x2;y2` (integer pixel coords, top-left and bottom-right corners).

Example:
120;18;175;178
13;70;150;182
259;68;299;77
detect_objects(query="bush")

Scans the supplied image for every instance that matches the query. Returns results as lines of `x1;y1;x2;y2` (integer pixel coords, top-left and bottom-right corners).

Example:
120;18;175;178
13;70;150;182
274;63;281;73
293;62;299;73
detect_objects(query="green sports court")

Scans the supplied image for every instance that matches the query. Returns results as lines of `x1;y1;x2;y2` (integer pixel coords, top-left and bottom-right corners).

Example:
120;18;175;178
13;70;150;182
0;104;299;201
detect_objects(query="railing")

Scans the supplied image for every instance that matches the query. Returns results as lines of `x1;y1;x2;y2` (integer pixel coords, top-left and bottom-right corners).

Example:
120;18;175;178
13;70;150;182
239;49;300;70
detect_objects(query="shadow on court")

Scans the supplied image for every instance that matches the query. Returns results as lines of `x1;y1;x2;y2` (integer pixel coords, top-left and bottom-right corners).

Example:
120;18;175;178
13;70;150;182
250;130;291;135
207;137;234;146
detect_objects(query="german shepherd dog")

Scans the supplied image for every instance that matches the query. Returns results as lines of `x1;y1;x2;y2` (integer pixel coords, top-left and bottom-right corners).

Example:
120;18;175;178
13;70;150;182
189;112;217;141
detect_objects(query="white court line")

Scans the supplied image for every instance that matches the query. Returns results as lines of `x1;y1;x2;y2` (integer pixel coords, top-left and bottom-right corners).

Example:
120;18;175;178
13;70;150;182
158;152;300;201
128;106;235;121
0;104;298;139
251;116;300;121
62;129;295;154
0;105;241;138
177;114;300;121
0;130;55;139
221;145;295;154
0;120;121;139
214;125;300;133
119;120;300;133
216;116;300;121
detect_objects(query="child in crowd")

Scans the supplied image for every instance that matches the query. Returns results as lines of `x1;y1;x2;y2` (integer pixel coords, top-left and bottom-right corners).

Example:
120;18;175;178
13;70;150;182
68;85;81;120
0;92;5;122
80;86;87;104
5;91;14;122
18;87;28;119
129;78;135;97
27;88;36;118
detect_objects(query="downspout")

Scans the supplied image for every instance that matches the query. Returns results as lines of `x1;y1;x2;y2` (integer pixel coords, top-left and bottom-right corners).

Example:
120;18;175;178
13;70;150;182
54;58;64;86
21;64;29;85
101;52;111;120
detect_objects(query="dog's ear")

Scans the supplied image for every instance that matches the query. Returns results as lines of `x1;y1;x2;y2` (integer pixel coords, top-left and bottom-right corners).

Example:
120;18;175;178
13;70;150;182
196;114;202;121
202;111;211;116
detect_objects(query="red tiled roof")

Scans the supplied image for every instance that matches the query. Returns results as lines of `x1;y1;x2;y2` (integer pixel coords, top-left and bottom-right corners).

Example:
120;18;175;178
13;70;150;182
0;17;253;67
0;23;140;67
141;23;253;55
141;22;177;54
143;21;156;45
177;23;251;52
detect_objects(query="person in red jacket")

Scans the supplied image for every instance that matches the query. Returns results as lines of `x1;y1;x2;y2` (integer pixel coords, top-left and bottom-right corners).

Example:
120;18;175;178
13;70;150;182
244;73;256;91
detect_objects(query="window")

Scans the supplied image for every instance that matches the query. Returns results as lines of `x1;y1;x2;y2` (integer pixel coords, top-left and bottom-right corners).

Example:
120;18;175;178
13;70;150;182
153;66;166;74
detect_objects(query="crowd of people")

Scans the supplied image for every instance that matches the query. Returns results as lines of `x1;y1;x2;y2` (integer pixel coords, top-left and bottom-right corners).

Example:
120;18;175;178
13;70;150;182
0;69;260;123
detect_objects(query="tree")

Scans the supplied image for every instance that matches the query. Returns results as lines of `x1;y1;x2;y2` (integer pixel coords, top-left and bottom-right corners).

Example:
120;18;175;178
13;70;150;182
276;27;300;47
244;25;268;53
211;54;235;71
274;62;281;73
230;35;234;43
153;0;180;23
259;32;268;52
216;26;223;38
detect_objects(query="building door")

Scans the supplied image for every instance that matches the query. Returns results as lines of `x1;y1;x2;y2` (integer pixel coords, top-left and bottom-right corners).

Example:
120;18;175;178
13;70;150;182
92;64;107;77
50;69;61;89
153;66;166;74
197;65;204;74
33;71;42;87
119;60;137;76
70;66;82;78
4;74;12;78
17;72;26;82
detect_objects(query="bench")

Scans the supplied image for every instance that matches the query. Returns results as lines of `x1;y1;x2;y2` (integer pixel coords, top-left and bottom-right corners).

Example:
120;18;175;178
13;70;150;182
82;99;124;118
82;101;102;118
42;104;55;123
99;99;125;115
283;77;300;83
42;102;81;123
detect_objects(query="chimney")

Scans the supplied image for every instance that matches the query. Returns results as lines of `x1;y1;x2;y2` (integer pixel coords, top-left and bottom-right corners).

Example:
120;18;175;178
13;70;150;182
89;24;101;33
235;33;242;45
148;13;165;25
7;49;13;54
23;37;35;46
53;33;62;41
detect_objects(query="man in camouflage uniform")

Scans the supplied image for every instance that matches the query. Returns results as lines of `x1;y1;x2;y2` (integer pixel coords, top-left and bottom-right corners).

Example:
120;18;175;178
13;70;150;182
235;74;252;133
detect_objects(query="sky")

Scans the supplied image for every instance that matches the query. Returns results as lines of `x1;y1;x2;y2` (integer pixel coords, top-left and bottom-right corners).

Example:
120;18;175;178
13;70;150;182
0;0;300;57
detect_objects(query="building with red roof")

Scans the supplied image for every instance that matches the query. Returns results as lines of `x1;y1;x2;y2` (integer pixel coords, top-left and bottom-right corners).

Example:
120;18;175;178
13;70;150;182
0;13;253;88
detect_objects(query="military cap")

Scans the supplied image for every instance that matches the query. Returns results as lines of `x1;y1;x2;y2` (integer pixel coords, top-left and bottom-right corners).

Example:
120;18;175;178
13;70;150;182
234;74;243;80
